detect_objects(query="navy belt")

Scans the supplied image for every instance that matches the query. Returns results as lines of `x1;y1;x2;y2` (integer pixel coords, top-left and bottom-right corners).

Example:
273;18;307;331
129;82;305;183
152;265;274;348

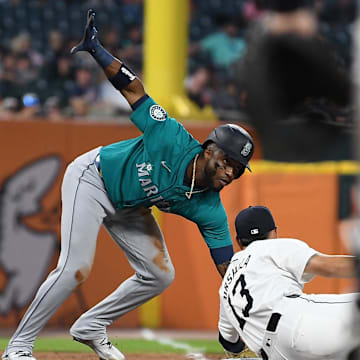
260;312;282;360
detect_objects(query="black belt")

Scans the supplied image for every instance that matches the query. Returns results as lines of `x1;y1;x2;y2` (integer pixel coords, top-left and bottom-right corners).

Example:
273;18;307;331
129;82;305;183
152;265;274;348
260;312;282;360
286;294;300;298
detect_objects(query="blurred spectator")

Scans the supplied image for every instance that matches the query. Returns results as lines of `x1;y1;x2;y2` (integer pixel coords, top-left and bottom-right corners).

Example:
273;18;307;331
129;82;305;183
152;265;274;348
100;27;121;54
315;0;357;24
0;52;18;99
185;66;213;108
0;97;20;119
190;16;247;69
10;33;43;67
212;82;242;112
43;96;64;122
68;67;98;103
43;30;67;77
67;67;98;117
117;23;143;72
121;0;143;25
69;97;91;118
243;0;264;22
46;55;75;108
15;54;39;91
98;77;132;116
17;93;42;120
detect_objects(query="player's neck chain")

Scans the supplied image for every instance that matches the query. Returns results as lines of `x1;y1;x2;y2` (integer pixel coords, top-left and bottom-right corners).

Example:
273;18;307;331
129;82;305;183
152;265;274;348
185;154;208;199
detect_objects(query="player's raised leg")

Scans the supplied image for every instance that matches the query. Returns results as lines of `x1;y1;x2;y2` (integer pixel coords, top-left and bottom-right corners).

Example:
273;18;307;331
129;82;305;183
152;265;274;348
69;207;175;350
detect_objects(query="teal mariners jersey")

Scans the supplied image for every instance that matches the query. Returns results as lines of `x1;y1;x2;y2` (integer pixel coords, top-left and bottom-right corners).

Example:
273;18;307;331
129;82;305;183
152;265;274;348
100;96;232;250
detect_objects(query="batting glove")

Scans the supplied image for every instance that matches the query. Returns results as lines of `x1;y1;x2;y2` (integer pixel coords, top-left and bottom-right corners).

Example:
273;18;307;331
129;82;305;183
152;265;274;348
71;9;99;54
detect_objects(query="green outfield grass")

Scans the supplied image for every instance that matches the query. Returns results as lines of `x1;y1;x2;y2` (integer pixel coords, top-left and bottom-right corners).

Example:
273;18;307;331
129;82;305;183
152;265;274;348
0;337;224;354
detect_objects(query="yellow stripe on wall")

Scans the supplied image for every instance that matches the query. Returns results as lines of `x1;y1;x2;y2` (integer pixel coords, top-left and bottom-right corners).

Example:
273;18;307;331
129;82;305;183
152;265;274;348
250;160;360;174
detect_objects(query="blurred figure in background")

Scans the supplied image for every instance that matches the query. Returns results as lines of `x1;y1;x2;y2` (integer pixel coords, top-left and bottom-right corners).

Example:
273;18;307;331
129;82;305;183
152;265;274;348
10;33;43;67
67;67;99;117
190;15;247;70
0;52;18;99
0;97;19;119
101;27;121;55
43;96;64;122
17;93;42;120
43;30;67;79
185;65;214;109
235;0;353;162
117;23;143;72
45;55;75;110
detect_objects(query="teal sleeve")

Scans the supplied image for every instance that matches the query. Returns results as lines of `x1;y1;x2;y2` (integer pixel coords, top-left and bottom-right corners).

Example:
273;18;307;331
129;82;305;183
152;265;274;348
130;96;196;150
130;97;163;132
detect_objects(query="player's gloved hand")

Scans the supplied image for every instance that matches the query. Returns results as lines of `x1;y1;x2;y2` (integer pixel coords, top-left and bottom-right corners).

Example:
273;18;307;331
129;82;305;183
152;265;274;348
71;9;99;54
223;345;251;358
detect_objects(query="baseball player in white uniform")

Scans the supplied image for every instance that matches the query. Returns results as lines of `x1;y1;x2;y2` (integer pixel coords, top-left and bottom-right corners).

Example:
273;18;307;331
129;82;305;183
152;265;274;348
218;206;359;360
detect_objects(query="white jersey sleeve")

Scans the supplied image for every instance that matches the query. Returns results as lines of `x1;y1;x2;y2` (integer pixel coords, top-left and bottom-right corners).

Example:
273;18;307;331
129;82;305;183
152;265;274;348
268;238;318;284
218;297;240;343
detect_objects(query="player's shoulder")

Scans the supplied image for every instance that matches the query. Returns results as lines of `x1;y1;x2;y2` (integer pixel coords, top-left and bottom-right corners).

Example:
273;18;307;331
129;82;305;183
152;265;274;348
266;239;313;256
131;96;165;120
275;238;309;247
249;238;308;250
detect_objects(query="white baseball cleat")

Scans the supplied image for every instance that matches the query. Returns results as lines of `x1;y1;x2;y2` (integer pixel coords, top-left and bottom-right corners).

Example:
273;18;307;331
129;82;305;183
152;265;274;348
73;337;125;360
5;351;37;360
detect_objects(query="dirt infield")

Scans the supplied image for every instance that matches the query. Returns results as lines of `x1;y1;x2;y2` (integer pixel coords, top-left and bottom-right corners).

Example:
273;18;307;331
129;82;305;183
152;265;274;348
31;353;223;360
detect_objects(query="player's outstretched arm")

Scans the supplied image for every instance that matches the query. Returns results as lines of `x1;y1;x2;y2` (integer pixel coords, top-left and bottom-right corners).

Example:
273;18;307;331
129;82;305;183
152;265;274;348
304;254;356;278
71;9;145;106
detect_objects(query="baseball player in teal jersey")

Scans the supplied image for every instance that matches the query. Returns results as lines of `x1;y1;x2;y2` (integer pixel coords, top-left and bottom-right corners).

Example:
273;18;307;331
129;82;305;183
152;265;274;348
2;10;254;360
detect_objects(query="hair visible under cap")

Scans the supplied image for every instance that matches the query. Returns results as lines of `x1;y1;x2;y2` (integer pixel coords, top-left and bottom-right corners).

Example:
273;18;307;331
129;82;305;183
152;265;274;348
239;230;272;247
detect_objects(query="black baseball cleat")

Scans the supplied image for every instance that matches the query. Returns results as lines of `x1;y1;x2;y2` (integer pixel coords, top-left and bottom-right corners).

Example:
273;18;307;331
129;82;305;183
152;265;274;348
70;9;99;54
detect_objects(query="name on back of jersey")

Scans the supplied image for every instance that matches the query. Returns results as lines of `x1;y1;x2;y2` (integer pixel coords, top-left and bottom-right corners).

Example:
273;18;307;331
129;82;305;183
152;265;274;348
222;254;251;300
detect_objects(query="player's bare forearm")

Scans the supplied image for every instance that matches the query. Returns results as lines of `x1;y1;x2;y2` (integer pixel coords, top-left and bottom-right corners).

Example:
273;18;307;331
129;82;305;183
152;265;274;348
216;260;231;277
104;59;146;106
305;254;356;278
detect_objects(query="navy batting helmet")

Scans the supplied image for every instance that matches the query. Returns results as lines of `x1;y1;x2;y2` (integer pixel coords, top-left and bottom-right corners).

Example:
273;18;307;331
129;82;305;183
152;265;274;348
203;124;254;171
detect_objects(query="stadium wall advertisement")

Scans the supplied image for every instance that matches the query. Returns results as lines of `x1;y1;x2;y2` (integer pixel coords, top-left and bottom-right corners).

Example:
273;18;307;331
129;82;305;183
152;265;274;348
0;120;354;330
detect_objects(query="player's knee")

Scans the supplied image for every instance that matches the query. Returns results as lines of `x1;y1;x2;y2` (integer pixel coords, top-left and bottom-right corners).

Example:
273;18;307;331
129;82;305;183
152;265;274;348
74;266;91;285
69;318;84;338
57;265;91;287
156;267;175;291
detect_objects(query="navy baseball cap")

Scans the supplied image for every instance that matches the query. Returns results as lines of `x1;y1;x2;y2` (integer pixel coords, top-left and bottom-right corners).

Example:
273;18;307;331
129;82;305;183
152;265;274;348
235;206;276;239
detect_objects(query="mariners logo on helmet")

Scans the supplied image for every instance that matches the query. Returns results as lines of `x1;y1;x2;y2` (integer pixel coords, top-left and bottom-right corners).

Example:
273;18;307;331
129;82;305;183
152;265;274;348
241;141;252;157
150;105;167;121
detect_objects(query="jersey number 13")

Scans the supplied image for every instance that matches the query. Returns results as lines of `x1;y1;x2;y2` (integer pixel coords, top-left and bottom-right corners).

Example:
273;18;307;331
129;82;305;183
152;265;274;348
228;274;254;330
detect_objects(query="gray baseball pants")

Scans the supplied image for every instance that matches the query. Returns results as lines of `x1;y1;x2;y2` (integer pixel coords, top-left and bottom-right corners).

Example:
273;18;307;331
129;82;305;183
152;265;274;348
4;147;175;355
